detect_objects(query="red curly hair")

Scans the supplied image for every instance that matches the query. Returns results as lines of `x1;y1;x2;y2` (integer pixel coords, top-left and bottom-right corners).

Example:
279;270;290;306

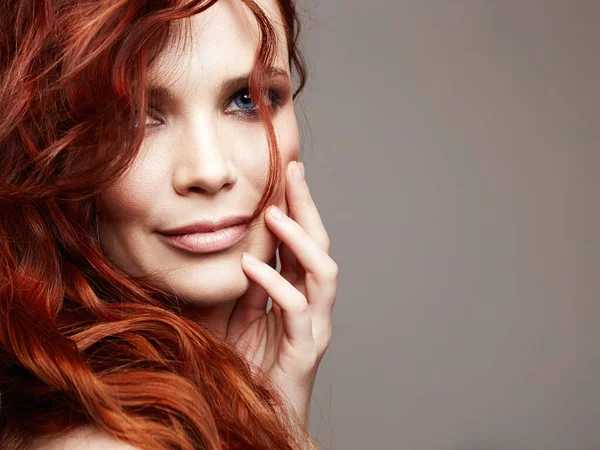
0;0;313;448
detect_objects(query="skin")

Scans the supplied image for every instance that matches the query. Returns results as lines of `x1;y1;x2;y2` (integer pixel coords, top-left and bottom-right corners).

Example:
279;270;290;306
69;0;338;447
29;426;139;450
97;0;295;333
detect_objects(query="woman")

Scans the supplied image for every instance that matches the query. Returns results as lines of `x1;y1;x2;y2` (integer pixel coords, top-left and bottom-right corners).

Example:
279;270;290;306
0;0;338;448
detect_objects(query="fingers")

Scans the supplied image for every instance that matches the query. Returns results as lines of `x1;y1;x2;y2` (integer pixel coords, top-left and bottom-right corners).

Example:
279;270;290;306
226;253;277;337
286;161;331;254
225;278;268;342
266;252;282;316
266;205;337;283
241;252;315;353
278;241;298;283
264;204;338;318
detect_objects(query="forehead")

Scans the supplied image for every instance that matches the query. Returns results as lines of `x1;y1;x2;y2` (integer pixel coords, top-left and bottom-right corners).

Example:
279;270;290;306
147;0;289;90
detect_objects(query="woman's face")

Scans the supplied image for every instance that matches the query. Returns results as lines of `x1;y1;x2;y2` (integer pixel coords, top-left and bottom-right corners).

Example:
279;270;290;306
98;0;299;307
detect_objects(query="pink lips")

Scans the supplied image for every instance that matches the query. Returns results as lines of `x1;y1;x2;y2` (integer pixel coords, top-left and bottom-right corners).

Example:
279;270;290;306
158;215;252;254
159;215;251;235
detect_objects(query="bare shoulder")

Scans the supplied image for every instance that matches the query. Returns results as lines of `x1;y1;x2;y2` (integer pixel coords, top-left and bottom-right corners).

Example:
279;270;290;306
28;425;140;450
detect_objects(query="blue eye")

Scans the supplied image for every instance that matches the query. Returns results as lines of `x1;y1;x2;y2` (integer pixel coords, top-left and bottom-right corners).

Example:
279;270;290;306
232;88;254;111
227;87;283;116
135;86;285;131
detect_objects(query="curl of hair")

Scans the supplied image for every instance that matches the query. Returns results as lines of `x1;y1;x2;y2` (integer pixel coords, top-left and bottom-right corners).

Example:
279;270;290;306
0;0;314;449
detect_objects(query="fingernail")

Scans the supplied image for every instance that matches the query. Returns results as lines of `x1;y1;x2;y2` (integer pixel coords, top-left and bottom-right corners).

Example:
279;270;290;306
268;205;284;221
300;162;305;177
292;161;304;182
242;252;260;265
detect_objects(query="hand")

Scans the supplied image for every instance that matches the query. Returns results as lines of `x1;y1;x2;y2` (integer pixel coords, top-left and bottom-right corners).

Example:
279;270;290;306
225;160;338;427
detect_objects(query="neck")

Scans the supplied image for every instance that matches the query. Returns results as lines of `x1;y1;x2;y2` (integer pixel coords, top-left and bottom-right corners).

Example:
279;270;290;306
180;300;237;340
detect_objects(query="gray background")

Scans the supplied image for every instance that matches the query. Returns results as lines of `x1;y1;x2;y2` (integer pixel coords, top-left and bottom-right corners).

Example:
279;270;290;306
294;1;600;449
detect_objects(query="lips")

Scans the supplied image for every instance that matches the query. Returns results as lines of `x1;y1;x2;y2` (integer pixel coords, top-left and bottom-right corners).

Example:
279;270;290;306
159;215;252;236
158;222;251;254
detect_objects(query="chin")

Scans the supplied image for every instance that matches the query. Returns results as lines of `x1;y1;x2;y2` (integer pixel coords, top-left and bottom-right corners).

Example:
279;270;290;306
102;225;279;306
150;253;250;305
156;237;279;305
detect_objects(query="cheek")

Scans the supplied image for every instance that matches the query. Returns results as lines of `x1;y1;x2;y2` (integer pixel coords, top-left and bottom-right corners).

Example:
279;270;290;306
99;152;166;225
277;109;301;162
100;111;300;222
102;183;149;221
273;111;301;214
235;111;300;187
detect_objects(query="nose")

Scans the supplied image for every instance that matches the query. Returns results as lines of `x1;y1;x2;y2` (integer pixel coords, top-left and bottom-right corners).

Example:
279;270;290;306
172;115;237;196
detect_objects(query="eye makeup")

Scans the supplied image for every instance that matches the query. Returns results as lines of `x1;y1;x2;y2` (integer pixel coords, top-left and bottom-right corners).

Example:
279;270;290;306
141;82;289;130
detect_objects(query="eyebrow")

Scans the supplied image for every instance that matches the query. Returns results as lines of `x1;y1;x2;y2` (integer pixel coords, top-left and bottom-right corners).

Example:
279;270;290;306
146;67;291;103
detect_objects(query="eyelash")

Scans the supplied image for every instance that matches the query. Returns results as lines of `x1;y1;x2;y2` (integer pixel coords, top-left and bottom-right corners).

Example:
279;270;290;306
143;86;285;129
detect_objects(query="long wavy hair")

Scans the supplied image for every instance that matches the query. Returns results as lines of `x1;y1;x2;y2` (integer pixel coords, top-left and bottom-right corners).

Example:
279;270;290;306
0;0;312;449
